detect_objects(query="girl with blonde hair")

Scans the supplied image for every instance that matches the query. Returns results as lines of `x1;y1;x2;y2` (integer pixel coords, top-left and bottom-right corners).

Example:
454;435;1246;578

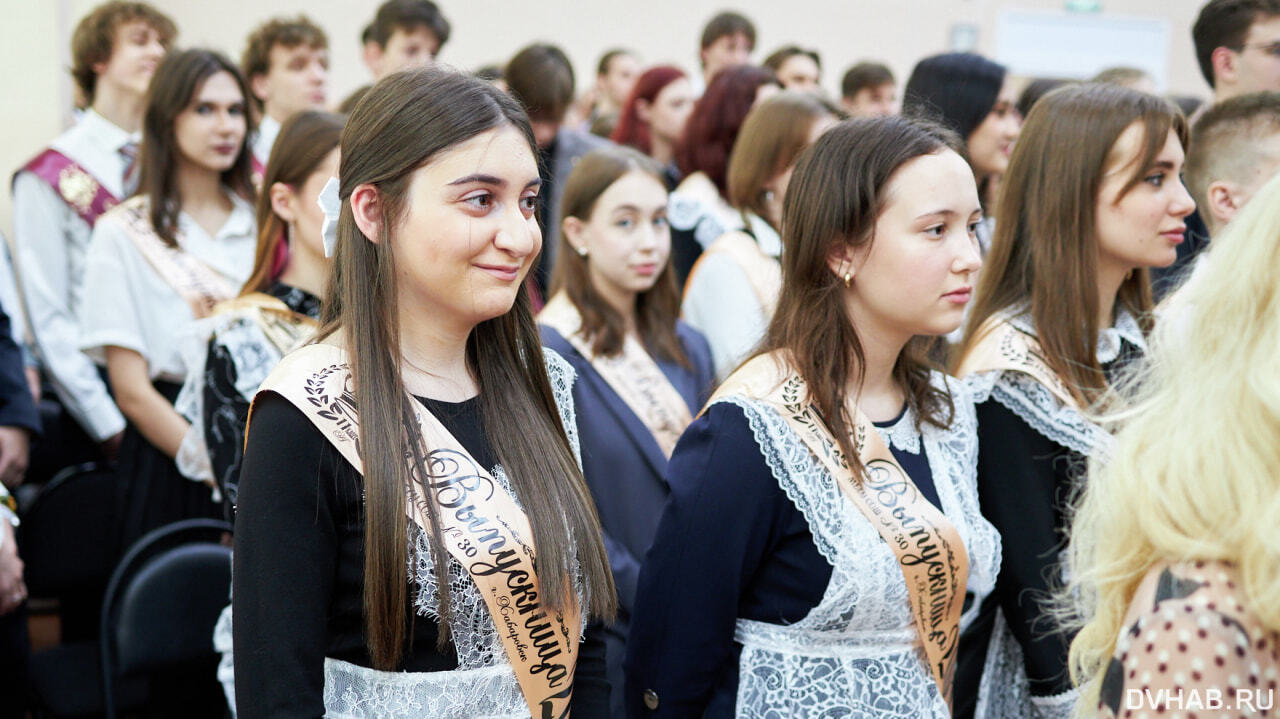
1064;171;1280;717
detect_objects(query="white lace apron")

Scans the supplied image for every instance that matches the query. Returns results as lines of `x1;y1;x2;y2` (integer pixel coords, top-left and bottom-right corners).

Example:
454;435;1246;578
964;310;1146;719
217;350;583;719
720;373;1001;718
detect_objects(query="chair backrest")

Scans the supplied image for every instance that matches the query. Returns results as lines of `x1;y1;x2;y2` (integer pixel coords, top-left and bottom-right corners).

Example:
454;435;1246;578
100;519;232;719
19;462;116;597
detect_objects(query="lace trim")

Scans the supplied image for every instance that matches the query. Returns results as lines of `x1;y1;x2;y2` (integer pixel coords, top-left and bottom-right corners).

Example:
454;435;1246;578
322;657;524;719
874;403;921;454
981;371;1111;456
707;372;1000;716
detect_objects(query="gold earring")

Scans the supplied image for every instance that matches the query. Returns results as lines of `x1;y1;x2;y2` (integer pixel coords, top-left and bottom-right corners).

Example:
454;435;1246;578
843;270;852;288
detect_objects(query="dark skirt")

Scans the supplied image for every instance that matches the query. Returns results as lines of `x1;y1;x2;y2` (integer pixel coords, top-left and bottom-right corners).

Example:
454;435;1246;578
113;379;220;558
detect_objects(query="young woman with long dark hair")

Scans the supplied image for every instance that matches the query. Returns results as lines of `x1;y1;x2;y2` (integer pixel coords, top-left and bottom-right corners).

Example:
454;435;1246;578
951;84;1195;719
904;52;1022;250
625;115;999;717
79;48;256;554
232;68;616;718
175;109;343;512
538;145;715;716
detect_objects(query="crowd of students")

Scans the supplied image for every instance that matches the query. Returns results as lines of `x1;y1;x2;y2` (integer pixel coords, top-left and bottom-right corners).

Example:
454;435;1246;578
2;0;1280;717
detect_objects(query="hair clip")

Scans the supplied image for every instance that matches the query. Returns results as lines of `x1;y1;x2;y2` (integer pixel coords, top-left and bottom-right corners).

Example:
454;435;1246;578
317;176;341;258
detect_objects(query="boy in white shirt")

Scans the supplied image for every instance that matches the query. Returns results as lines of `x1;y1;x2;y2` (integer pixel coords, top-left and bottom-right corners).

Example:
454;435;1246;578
10;1;175;462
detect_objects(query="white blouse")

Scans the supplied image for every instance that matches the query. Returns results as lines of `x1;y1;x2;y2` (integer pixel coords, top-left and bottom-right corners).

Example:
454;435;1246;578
79;193;257;381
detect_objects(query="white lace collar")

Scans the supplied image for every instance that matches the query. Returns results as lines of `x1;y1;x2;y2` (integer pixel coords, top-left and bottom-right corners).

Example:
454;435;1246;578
1005;305;1146;365
873;403;921;455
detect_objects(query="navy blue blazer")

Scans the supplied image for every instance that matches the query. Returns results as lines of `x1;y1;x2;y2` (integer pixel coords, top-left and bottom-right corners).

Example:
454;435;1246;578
540;322;715;614
0;303;38;435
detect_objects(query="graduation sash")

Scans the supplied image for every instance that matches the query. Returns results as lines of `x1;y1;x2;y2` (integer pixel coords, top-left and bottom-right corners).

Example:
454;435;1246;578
112;197;239;320
538;293;693;458
955;316;1081;410
686;231;782;317
255;343;582;719
211;293;319;356
22;149;119;226
710;352;969;702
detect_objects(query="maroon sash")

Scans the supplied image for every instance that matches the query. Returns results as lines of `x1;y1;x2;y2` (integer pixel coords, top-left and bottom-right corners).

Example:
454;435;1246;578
21;149;119;227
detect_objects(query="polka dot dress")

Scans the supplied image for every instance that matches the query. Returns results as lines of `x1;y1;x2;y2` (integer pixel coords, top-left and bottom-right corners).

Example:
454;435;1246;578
1096;560;1279;718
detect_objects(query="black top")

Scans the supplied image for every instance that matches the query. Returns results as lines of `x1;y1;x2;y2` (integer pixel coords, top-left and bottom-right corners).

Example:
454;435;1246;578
624;401;938;717
0;301;39;436
204;282;320;513
952;339;1144;717
232;390;609;718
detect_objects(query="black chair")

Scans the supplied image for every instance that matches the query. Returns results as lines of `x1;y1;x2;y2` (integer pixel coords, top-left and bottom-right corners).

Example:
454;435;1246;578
28;518;232;718
101;518;232;719
19;462;116;641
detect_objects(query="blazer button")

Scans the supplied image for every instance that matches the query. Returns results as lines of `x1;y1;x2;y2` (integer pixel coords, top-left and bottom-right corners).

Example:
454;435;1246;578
643;689;660;710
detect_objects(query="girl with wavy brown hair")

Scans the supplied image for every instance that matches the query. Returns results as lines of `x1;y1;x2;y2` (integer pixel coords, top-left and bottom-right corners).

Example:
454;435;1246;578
626;115;998;717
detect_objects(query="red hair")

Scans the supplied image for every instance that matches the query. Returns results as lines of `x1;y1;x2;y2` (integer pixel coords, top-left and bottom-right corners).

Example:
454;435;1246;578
675;65;778;196
611;65;686;155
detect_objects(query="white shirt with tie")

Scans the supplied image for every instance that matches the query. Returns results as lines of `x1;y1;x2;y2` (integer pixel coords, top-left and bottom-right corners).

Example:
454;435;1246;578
11;109;138;441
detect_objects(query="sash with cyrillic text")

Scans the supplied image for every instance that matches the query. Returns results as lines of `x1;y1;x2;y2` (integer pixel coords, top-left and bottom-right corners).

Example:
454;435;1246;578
538;293;693;458
709;352;969;703
254;343;582;719
112;197;239;320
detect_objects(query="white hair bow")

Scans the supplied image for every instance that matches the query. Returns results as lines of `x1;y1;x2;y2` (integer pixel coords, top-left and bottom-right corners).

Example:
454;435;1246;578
317;176;341;258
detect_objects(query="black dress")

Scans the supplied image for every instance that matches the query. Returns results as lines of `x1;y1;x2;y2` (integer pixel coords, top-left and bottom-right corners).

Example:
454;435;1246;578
953;326;1144;719
233;390;610;718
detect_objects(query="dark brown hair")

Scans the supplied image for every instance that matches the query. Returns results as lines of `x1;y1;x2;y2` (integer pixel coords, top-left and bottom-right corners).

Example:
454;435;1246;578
370;0;451;50
138;49;255;247
1193;0;1280;87
240;15;329;113
841;62;894;99
550;146;689;366
71;1;176;103
758;115;962;479
956;83;1187;406
242;110;344;295
320;67;615;668
726;91;836;228
505;43;575;123
700;10;756;52
763;45;821;74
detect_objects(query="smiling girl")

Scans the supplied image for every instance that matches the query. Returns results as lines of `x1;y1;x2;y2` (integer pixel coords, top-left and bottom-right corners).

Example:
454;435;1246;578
232;68;615;718
538;146;716;716
625;115;999;717
80;48;257;555
952;83;1195;719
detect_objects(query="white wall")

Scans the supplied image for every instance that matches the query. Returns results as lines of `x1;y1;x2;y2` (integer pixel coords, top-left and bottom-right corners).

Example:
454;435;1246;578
1;0;1211;236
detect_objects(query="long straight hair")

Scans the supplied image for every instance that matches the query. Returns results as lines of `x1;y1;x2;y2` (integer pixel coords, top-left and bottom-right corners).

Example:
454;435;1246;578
757;116;960;477
955;84;1187;406
318;67;615;668
550;146;688;366
138;49;255;247
241;110;344;295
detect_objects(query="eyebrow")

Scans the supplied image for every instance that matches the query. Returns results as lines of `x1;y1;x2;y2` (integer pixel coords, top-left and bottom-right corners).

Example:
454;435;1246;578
915;208;983;220
1149;160;1178;171
447;174;541;189
611;204;665;213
